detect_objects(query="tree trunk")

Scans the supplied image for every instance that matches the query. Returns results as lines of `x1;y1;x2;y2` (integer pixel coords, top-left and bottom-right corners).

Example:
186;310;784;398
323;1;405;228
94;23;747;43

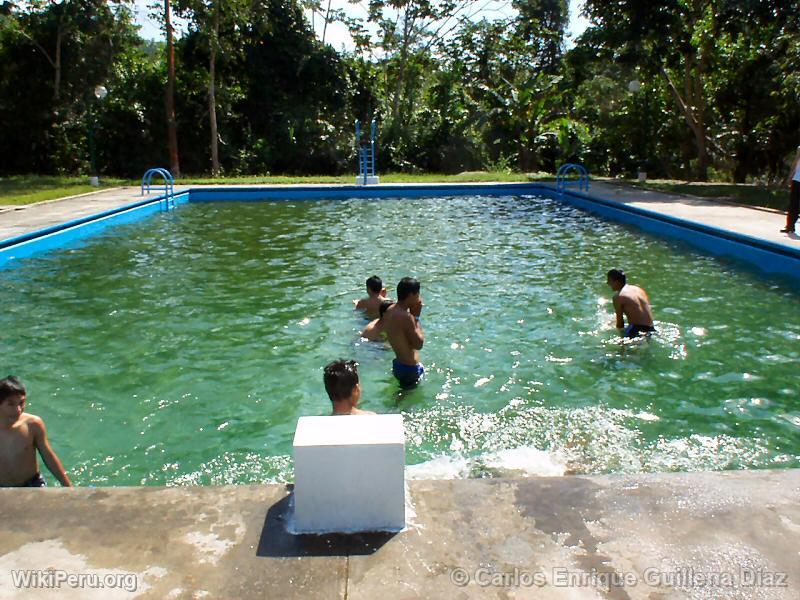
54;27;62;102
165;0;181;177
208;6;220;177
391;10;413;123
659;64;709;181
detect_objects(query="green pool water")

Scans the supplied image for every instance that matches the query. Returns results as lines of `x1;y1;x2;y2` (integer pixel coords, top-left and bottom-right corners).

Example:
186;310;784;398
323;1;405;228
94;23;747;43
2;195;799;486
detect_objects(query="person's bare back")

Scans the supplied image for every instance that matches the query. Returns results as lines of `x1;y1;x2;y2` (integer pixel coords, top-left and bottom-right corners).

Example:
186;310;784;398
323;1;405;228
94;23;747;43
354;275;389;320
606;269;655;338
615;284;654;328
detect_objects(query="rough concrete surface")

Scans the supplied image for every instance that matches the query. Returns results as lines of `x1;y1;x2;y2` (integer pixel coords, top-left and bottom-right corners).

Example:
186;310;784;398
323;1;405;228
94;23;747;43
1;470;798;599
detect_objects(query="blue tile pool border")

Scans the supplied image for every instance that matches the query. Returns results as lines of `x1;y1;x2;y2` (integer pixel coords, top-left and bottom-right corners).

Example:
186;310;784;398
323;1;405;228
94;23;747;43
0;183;798;280
0;191;190;269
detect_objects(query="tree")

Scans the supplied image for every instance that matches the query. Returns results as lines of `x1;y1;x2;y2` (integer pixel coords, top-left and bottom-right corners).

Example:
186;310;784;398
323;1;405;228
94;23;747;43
0;0;140;174
174;0;252;176
164;0;181;176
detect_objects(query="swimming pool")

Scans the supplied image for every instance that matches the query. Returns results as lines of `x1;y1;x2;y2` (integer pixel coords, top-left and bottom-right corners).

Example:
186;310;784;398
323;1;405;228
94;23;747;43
1;193;798;485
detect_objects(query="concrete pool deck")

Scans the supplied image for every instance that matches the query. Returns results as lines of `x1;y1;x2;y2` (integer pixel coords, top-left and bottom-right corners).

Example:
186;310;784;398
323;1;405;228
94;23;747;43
1;470;798;599
0;181;797;249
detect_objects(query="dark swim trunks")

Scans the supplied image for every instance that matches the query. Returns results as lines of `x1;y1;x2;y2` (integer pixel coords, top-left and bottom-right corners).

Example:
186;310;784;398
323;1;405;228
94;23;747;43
21;473;46;487
625;324;656;338
392;359;424;388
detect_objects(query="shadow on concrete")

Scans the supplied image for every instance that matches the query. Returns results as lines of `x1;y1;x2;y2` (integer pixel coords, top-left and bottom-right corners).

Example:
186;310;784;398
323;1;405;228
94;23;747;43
256;488;398;558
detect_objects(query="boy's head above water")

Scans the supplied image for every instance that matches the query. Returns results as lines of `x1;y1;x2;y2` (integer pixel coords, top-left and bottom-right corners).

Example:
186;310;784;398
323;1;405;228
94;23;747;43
396;277;420;301
324;360;360;404
606;268;627;290
0;376;26;427
366;276;383;296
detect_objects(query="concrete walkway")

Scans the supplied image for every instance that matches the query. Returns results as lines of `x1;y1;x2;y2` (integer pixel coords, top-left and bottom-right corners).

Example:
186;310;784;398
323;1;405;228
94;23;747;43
1;470;798;599
0;187;177;243
586;181;798;248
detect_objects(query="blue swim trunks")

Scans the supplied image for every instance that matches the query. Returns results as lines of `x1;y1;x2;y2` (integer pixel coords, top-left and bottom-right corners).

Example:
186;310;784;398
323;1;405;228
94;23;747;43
392;359;424;388
624;324;656;338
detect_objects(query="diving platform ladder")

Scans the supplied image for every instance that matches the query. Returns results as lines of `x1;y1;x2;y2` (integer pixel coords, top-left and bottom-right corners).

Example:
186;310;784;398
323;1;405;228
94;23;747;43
355;120;379;185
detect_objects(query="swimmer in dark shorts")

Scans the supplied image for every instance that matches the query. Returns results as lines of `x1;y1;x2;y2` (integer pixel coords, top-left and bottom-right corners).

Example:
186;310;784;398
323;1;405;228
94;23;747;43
624;324;656;338
392;359;425;388
606;269;656;340
384;277;425;389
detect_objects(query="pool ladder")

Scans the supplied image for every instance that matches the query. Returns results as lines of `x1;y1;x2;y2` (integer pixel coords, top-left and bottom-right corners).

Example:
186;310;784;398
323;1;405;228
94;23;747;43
556;163;590;192
141;168;175;211
355;119;378;185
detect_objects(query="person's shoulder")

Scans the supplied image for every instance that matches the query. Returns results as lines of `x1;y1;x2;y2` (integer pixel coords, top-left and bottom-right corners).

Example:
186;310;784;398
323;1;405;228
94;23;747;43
19;413;44;433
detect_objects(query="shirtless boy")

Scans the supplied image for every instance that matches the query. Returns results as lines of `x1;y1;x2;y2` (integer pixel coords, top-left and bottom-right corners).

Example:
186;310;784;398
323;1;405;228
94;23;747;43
384;277;424;387
324;360;375;415
354;276;388;320
606;269;655;338
0;376;72;487
360;300;394;342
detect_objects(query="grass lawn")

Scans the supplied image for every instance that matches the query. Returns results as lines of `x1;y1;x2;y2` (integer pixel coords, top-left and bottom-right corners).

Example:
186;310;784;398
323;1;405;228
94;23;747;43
0;172;538;205
1;173;788;211
177;171;537;185
0;175;129;206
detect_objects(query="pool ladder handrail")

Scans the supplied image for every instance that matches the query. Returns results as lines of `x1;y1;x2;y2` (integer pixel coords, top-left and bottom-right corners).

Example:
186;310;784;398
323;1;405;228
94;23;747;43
556;163;590;192
141;168;175;210
355;119;377;184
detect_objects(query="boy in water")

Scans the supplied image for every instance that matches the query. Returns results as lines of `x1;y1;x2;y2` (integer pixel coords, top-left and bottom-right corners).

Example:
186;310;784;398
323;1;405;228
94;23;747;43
0;376;72;487
606;269;655;338
384;277;424;387
324;360;375;415
354;275;389;320
360;300;394;342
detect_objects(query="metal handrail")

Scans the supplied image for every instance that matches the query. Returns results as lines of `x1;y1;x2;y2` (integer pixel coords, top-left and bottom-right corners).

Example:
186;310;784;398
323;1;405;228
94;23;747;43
556;163;590;192
141;168;175;210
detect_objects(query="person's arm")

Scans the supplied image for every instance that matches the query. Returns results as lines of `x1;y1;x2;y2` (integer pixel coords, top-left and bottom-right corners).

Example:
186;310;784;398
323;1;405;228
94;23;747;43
405;311;424;350
354;298;366;310
612;295;625;330
32;418;72;487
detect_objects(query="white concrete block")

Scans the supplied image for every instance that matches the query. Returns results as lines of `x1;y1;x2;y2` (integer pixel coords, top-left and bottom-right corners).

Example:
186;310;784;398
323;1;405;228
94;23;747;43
293;414;405;533
354;176;380;185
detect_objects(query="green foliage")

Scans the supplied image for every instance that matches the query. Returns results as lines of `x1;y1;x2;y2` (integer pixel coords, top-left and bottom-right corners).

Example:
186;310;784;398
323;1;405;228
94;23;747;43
0;0;798;183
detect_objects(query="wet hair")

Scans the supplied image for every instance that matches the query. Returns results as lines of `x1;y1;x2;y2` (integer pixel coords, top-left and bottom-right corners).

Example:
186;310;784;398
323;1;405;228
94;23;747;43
396;277;420;301
366;276;382;294
0;376;26;404
323;360;359;403
607;269;627;286
379;300;394;318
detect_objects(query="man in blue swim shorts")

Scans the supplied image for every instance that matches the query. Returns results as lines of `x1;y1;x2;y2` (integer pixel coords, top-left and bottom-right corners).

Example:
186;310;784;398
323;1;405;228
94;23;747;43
384;277;425;388
606;269;656;338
